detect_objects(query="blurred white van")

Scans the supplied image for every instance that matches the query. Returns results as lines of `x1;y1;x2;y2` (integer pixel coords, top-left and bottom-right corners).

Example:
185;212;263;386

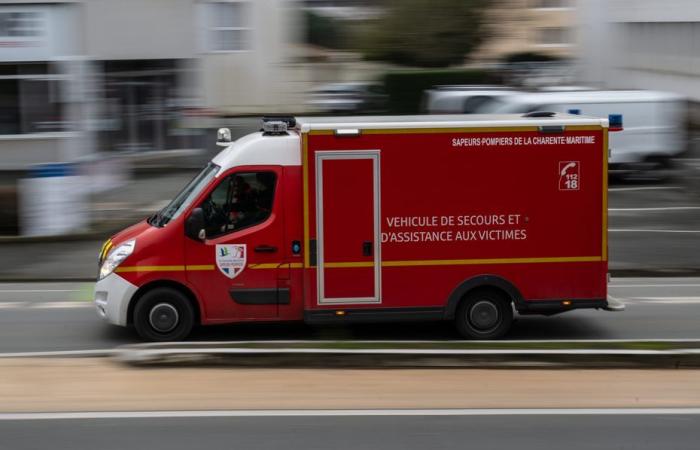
480;90;687;178
422;86;518;114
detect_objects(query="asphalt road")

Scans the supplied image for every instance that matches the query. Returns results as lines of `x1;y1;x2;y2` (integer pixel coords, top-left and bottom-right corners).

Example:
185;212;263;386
0;277;699;353
1;411;699;450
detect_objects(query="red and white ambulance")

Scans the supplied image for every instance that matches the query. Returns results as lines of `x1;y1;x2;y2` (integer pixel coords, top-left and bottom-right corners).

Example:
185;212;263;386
94;113;623;341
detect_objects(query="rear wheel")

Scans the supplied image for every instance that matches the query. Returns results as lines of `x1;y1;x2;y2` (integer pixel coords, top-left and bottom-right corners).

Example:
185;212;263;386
133;288;195;341
455;289;513;339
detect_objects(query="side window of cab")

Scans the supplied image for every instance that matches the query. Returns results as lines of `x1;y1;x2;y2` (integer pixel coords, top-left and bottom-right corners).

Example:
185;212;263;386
200;171;276;239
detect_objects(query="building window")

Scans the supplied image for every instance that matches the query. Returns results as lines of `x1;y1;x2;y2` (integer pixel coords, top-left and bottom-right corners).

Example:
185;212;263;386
205;2;252;52
0;63;66;135
537;27;571;45
0;11;44;38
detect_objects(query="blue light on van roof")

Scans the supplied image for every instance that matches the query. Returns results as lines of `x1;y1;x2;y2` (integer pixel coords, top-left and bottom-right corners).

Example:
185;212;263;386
568;109;581;115
609;114;623;132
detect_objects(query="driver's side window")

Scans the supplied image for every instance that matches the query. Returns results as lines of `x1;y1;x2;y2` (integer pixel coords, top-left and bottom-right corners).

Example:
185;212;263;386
200;171;276;239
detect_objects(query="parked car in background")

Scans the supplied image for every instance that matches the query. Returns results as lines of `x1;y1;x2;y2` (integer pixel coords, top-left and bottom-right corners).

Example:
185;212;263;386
479;90;687;179
306;82;387;114
422;85;517;114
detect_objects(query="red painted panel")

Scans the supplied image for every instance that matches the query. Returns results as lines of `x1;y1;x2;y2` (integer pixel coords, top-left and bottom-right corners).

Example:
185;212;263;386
305;128;607;309
321;157;375;299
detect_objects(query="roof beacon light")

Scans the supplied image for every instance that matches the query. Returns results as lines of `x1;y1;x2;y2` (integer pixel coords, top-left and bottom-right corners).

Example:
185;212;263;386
262;120;288;135
568;108;581;115
609;114;623;132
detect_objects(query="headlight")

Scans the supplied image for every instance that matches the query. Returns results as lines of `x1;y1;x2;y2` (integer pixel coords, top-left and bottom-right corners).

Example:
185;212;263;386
99;240;136;280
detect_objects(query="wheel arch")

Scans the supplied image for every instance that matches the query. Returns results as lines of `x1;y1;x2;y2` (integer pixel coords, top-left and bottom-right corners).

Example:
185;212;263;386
444;274;524;320
127;279;202;326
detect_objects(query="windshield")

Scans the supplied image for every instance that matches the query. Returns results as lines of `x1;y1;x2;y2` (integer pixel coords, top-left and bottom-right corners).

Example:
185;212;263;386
149;163;220;227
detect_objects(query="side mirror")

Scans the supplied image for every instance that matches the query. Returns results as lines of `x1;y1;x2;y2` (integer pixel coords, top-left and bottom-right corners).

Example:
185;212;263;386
216;128;232;147
185;208;205;241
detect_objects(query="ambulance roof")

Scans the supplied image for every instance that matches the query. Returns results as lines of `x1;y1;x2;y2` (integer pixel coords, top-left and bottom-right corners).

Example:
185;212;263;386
295;113;608;132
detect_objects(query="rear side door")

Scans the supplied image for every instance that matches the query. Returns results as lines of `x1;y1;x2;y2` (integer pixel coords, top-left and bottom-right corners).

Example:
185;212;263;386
313;150;381;305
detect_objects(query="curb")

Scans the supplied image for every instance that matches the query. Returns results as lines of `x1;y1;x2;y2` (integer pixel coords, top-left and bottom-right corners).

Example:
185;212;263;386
114;341;700;369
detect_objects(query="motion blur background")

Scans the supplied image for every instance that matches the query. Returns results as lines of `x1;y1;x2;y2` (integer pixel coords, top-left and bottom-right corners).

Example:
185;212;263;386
1;0;700;279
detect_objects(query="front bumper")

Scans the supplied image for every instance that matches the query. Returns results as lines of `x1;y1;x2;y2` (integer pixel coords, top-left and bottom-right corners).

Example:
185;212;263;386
94;273;138;326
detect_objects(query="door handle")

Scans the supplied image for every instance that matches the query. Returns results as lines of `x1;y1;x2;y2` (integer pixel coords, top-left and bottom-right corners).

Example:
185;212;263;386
255;245;278;253
362;241;372;257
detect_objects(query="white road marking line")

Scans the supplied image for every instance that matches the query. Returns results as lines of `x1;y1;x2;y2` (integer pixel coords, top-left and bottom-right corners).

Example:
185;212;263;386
2;408;700;421
610;284;700;288
631;297;700;304
608;186;681;192
0;349;114;358
609;229;700;233
0;290;81;293
0;302;27;309
31;301;91;309
0;301;91;310
608;206;700;212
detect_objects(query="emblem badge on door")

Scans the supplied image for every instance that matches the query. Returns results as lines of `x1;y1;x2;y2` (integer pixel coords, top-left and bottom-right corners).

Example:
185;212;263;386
216;244;247;279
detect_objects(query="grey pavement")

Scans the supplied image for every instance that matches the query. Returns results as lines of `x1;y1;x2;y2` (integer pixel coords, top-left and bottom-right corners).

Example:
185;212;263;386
0;278;699;352
1;413;699;450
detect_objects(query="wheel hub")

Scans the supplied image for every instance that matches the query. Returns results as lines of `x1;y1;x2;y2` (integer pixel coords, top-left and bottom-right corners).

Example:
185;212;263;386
149;303;179;333
469;300;500;330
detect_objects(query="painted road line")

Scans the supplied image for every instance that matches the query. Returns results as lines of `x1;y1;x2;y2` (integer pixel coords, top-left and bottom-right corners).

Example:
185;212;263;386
631;297;700;304
608;206;700;212
0;290;81;293
610;284;700;288
32;301;91;309
0;302;28;309
609;229;700;233
0;349;114;358
2;408;700;421
608;186;681;192
0;301;91;309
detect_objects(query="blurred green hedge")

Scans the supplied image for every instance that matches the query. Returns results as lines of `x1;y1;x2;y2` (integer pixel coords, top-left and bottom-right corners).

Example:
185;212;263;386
381;69;494;114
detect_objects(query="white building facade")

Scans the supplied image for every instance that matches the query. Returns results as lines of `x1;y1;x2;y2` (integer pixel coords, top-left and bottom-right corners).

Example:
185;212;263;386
578;0;700;117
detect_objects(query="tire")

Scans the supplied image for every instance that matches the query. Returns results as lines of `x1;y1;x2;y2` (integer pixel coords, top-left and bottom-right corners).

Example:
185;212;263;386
455;289;513;339
133;287;195;341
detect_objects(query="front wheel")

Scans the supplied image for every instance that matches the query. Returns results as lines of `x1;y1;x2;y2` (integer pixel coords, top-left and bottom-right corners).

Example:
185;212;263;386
133;288;195;341
455;289;513;339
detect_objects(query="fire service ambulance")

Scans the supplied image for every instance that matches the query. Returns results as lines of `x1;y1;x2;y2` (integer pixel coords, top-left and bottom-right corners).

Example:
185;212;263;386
95;113;624;341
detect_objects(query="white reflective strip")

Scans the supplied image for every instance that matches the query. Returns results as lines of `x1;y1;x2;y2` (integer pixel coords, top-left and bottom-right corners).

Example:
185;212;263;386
609;207;700;212
608;186;681;192
1;408;700;421
609;229;700;233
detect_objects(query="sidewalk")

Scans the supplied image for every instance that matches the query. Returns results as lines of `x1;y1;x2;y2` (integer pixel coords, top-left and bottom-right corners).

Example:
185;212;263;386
0;358;698;412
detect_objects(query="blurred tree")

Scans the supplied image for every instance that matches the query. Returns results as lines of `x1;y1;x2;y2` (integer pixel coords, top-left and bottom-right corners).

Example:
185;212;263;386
362;0;488;67
305;10;347;49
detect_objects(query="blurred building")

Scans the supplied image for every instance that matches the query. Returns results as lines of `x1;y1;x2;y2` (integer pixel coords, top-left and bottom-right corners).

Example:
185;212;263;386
0;0;303;168
578;0;700;121
471;0;576;62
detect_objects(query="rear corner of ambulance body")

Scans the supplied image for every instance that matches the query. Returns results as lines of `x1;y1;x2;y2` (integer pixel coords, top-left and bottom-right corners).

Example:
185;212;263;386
94;130;304;327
